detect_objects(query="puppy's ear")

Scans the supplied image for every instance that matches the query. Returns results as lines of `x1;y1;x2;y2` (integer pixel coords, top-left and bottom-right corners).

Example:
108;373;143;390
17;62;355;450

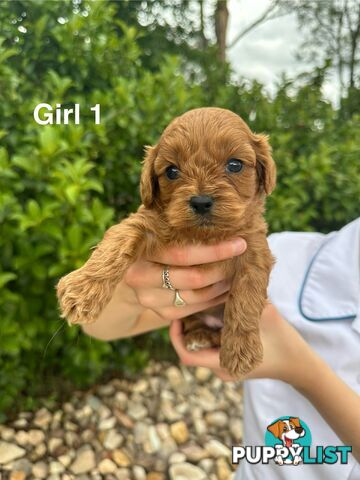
252;133;276;195
267;420;282;439
140;145;158;208
289;417;301;428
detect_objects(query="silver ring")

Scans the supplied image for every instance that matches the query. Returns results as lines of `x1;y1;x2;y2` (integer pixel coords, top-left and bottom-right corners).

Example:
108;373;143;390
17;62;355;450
162;265;175;290
174;289;186;307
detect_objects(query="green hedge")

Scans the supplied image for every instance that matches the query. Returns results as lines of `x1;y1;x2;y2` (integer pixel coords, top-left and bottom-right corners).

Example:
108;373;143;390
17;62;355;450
0;1;359;418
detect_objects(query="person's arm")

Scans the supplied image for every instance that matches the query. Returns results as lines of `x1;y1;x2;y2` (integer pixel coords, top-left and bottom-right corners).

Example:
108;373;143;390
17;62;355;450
169;305;360;462
81;238;246;340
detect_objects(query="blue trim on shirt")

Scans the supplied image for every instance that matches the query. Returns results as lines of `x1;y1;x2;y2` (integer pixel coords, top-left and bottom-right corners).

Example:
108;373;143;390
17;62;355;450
298;236;357;322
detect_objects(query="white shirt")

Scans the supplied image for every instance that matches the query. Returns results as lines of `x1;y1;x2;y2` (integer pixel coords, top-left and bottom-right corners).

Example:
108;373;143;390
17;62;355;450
236;217;360;479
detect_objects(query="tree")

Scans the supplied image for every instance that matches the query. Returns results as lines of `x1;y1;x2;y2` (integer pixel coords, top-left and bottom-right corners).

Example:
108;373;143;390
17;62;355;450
280;0;360;94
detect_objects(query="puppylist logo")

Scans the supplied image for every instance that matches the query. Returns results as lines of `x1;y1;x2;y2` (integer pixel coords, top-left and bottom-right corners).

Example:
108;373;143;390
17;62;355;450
232;416;352;466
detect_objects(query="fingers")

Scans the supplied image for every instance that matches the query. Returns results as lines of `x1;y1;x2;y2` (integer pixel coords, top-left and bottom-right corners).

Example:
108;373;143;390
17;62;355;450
169;318;221;368
146;238;247;266
169;318;239;382
135;279;230;309
156;292;228;321
125;259;230;290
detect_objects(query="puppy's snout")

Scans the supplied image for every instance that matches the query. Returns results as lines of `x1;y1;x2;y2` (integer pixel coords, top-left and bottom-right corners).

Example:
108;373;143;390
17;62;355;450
189;195;214;215
295;427;303;434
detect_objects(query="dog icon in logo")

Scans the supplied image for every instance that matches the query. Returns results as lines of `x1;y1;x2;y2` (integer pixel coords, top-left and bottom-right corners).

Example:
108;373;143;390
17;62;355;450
267;417;306;465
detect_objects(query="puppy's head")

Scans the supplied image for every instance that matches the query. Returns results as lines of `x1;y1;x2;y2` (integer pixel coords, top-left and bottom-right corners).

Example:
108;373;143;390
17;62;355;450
267;418;305;446
140;107;276;235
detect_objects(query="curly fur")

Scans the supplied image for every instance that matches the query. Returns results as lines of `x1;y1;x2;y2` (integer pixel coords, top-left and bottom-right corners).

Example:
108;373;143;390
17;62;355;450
57;107;276;377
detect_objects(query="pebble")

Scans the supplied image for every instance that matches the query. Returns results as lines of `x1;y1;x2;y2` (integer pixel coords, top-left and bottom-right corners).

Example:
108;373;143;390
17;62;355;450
28;429;45;445
168;452;186;464
147;473;165;480
9;472;26;480
12;459;32;474
169;462;207;480
205;411;228;428
133;465;147;480
216;457;233;480
33;408;52;429
98;458;117;474
198;458;214;473
170;421;189;444
49;461;64;474
69;447;96;474
115;392;128;409
195;367;212;383
0;442;25;464
49;437;63;454
99;416;117;430
113;449;131;467
230;418;243;442
128;403;148;421
0;427;15;441
205;439;232;458
181;443;208;462
14;431;28;446
103;429;124;449
97;384;115;396
0;361;243;478
32;461;48;478
165;367;188;394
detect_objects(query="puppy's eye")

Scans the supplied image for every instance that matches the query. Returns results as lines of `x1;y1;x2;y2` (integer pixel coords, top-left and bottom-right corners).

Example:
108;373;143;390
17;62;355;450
226;158;243;173
283;426;288;432
165;165;180;180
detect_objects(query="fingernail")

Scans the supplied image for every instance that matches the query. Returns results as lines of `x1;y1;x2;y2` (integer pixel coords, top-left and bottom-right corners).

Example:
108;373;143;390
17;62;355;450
232;238;246;254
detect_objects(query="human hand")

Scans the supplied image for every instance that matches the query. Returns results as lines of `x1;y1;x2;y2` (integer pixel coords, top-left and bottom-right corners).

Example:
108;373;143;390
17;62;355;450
169;303;318;388
123;238;247;323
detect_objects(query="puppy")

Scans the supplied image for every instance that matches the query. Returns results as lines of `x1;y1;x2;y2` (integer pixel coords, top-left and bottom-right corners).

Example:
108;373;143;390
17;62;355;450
57;107;276;377
267;417;305;465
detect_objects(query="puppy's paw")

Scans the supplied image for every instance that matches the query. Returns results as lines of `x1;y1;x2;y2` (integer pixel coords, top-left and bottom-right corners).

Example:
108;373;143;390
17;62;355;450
220;330;263;377
184;328;221;352
57;271;109;325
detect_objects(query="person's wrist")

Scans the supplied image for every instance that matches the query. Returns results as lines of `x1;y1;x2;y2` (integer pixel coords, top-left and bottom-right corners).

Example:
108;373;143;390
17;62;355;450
291;348;324;393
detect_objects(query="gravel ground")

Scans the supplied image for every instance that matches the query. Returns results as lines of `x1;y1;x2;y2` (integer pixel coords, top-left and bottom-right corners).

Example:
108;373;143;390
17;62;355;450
0;361;243;480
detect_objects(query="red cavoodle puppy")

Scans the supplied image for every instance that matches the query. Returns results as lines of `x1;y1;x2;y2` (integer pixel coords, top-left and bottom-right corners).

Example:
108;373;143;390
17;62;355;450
57;107;276;377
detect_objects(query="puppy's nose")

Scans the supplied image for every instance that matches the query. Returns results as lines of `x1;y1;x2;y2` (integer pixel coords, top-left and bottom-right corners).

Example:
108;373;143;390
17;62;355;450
189;195;214;215
295;427;303;434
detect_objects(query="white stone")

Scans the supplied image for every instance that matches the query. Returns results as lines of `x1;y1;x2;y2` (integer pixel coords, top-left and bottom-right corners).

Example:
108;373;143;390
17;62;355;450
14;431;29;446
28;429;45;445
230;418;243;442
58;454;72;467
169;462;207;480
195;367;212;383
32;461;48;479
132;465;147;480
33;408;52;428
49;461;64;474
103;430;123;450
69;448;96;474
0;427;15;441
48;437;63;454
168;452;186;464
127;403;147;421
0;442;26;464
205;439;231;458
205;411;228;428
114;392;128;409
99;416;116;430
98;458;117;474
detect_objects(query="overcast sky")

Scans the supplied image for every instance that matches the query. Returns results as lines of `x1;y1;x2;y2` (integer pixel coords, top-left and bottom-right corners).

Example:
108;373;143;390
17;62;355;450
226;0;337;103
